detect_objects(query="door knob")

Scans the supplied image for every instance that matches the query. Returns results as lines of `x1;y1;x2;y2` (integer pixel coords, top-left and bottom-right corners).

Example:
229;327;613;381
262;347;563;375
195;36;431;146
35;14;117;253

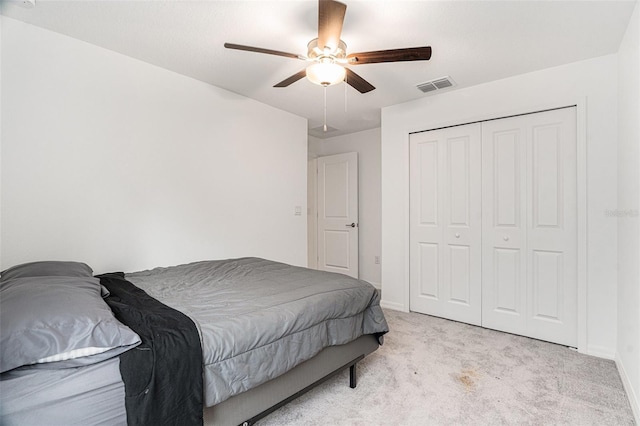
345;223;356;228
503;236;510;241
455;233;460;238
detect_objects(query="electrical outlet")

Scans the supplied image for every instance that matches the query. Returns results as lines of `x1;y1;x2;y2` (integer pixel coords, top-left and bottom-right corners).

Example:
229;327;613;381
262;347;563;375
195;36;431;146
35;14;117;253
374;256;380;265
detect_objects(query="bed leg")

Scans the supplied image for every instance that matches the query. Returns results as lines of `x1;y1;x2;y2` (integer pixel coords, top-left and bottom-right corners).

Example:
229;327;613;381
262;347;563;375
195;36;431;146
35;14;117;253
349;363;357;388
240;355;364;426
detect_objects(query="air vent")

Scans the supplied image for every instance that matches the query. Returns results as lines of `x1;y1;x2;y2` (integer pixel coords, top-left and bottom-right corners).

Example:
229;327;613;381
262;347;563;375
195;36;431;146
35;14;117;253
416;82;437;93
417;76;456;94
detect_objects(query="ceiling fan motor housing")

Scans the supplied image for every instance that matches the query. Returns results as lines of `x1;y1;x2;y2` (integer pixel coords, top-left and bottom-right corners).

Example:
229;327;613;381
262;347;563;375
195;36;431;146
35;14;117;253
307;38;347;62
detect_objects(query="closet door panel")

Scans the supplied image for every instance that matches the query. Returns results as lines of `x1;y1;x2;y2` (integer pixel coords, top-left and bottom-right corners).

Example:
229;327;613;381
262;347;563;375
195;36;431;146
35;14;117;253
418;141;439;227
482;123;527;334
494;130;521;228
411;136;442;308
449;245;471;304
418;243;440;299
531;250;563;320
410;124;481;325
493;247;522;314
532;126;563;228
526;109;577;346
483;108;577;346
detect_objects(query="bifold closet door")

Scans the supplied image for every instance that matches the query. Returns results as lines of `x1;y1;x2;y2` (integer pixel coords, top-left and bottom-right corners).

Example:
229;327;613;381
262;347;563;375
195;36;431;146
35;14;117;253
409;124;482;325
481;107;577;347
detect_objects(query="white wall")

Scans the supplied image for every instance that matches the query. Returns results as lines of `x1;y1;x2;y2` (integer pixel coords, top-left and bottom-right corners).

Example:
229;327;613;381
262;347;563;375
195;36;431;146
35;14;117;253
1;17;308;274
308;128;381;287
381;54;619;357
0;15;3;265
617;1;640;420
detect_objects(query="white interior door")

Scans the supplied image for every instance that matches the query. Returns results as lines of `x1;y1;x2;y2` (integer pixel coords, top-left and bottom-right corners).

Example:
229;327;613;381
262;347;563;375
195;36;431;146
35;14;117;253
409;124;482;325
317;152;359;278
482;107;577;346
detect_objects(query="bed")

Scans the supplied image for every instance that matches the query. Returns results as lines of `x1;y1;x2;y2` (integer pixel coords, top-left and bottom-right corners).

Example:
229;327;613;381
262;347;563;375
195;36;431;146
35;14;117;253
0;258;388;425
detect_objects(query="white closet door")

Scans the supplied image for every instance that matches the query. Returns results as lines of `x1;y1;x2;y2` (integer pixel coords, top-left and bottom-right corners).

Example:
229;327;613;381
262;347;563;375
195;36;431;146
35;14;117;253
410;124;482;325
482;108;577;346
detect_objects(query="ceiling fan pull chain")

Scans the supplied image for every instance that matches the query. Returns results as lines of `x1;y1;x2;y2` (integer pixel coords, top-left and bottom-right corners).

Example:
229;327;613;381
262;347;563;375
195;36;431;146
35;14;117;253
323;85;328;132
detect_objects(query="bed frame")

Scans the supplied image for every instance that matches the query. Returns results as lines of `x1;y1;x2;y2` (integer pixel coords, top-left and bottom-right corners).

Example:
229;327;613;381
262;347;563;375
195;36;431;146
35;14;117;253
203;334;380;426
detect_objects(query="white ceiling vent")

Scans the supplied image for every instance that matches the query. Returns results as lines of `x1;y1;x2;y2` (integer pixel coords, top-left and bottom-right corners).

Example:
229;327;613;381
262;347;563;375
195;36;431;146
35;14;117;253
417;76;456;94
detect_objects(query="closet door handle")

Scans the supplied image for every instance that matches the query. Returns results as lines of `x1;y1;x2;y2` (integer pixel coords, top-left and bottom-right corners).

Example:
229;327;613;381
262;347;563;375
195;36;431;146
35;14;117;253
455;233;460;238
345;223;356;228
503;236;510;241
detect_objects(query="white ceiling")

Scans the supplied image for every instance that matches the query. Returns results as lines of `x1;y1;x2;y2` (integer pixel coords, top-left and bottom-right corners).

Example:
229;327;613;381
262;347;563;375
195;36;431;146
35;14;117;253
2;0;636;138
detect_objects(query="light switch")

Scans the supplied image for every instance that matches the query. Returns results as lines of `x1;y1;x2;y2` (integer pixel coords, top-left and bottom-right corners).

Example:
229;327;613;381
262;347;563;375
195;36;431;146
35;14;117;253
294;206;302;216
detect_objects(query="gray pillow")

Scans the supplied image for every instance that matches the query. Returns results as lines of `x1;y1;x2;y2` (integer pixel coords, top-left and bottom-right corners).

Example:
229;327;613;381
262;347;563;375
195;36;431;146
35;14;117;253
0;276;140;373
0;261;93;281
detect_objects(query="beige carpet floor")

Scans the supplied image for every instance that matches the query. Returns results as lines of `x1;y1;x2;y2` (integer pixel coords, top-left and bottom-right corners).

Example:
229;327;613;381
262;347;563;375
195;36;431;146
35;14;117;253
257;309;635;425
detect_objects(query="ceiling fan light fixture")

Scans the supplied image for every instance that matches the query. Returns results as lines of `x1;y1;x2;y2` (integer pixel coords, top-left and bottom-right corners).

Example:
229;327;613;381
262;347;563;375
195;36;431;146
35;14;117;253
307;38;347;60
224;0;432;95
306;62;346;86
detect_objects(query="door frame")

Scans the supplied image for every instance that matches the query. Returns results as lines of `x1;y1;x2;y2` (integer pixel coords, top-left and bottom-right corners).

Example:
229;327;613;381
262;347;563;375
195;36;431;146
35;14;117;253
403;99;588;353
308;158;318;270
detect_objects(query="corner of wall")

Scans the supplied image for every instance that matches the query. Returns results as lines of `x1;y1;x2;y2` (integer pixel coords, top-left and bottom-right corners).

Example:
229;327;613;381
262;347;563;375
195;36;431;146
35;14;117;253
615;1;640;422
307;158;318;269
368;281;381;290
380;299;408;312
616;353;640;424
584;344;617;360
0;13;3;266
2;18;308;271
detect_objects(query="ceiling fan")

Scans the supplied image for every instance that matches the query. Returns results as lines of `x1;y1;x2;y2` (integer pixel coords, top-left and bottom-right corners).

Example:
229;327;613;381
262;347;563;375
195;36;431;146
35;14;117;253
224;0;432;94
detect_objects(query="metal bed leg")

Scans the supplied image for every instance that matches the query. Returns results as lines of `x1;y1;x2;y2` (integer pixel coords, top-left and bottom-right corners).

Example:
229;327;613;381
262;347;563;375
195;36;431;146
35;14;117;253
239;354;364;426
349;363;357;388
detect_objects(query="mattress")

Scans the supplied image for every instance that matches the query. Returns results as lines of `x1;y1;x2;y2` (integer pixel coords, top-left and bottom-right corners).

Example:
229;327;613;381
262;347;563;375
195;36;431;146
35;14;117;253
127;257;388;407
0;357;126;426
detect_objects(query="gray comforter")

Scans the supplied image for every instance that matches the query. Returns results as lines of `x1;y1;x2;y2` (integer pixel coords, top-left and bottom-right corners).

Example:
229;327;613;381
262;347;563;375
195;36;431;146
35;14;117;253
126;257;388;407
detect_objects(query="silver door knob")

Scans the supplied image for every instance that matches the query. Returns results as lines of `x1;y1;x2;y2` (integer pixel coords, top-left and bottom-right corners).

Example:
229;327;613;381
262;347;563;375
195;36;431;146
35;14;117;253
503;236;509;241
345;223;356;228
455;233;460;238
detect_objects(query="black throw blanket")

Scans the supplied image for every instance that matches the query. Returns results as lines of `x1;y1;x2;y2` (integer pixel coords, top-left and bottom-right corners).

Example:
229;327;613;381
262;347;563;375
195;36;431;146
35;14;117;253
97;273;203;426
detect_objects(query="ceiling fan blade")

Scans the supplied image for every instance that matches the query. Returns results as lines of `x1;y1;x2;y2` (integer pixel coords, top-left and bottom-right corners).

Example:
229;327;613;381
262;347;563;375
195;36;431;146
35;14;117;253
224;43;301;60
345;68;375;94
274;70;307;88
347;47;432;64
318;0;347;52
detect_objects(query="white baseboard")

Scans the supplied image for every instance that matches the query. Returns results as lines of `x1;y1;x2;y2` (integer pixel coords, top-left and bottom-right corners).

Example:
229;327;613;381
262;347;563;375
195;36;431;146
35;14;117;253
380;299;407;312
583;344;616;360
616;353;640;424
